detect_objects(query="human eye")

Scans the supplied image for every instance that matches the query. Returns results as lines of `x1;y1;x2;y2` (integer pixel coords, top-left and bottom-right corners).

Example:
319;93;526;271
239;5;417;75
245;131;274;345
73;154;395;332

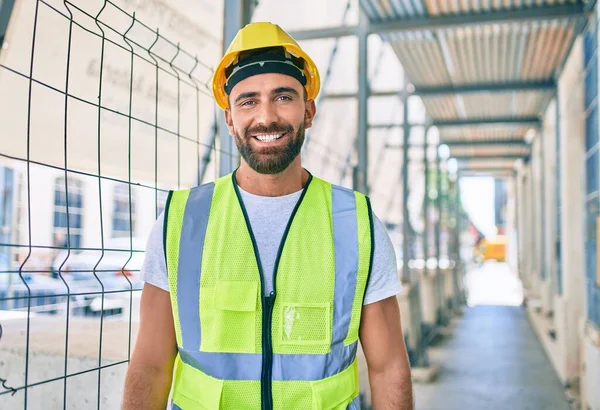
276;95;292;102
240;100;256;107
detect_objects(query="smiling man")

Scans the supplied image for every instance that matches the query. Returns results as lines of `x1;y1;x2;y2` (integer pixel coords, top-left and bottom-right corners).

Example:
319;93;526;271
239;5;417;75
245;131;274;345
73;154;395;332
122;22;413;410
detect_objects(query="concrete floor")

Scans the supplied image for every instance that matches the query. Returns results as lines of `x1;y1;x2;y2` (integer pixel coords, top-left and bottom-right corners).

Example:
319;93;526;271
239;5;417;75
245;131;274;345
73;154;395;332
414;263;571;410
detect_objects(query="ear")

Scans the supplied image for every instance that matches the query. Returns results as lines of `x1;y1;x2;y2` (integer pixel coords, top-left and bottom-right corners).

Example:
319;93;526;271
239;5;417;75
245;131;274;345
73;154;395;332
303;99;317;129
224;109;235;136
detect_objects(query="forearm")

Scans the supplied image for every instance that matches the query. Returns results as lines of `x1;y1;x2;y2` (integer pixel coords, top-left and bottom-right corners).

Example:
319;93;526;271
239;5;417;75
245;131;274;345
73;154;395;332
122;361;173;410
369;360;413;410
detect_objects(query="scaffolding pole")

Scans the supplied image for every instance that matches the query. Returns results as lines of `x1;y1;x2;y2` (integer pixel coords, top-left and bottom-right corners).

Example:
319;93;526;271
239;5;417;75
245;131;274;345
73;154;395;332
219;0;255;176
402;76;410;283
355;9;369;194
555;94;563;294
423;125;430;266
435;148;443;324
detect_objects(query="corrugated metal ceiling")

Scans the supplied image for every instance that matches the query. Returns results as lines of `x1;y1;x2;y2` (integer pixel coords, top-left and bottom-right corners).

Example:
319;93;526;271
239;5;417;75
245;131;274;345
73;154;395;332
360;0;580;153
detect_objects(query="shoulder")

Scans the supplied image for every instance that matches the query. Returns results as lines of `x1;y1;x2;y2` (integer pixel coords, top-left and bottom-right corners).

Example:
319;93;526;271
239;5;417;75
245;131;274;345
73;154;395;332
165;179;223;213
364;212;402;304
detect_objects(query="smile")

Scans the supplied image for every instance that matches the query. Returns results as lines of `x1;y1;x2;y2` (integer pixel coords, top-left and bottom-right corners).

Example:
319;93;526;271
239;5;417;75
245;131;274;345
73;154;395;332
253;133;285;143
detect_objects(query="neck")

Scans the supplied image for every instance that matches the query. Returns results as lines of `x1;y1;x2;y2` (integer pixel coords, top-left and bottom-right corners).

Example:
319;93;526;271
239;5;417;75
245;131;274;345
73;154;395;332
235;158;308;197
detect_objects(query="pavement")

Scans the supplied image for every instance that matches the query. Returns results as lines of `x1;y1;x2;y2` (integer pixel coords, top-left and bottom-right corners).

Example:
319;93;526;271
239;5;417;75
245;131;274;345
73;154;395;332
413;262;571;410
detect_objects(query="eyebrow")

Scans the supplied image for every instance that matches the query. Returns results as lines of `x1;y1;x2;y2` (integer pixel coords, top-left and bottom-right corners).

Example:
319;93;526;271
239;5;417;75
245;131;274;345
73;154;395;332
233;87;300;105
234;91;259;105
272;87;300;97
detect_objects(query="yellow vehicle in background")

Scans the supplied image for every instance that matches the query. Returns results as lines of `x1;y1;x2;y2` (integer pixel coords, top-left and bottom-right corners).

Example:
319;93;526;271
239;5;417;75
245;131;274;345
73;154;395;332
474;235;507;263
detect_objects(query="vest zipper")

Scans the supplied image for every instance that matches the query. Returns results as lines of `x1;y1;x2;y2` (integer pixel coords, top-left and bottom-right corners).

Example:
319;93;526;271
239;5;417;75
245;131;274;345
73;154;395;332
262;291;275;410
231;170;313;410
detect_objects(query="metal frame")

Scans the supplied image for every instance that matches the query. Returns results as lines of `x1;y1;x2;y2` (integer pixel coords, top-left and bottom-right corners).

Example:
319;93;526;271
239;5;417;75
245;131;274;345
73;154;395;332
554;0;598;80
555;94;563;294
370;123;426;129
355;9;369;195
443;139;528;147
459;171;515;178
219;0;255;176
323;80;555;100
434;117;541;128
423;124;430;264
540;118;547;281
514;173;522;275
401;74;410;283
454;155;525;161
434;148;443;324
386;140;528;149
289;3;586;40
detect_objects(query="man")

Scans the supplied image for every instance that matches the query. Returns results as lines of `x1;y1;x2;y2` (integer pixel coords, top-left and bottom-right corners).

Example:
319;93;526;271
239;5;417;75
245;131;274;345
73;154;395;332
122;22;413;410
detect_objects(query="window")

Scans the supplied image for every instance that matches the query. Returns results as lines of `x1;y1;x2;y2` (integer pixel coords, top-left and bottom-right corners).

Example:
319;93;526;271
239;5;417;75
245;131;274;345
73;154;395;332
0;166;15;273
112;185;135;237
53;177;84;249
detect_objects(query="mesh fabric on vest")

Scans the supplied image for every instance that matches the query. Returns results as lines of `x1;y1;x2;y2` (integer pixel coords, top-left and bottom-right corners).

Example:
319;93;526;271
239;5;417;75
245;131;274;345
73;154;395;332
344;192;372;345
200;175;263;353
220;380;261;409
272;380;313;410
166;189;190;347
272;177;335;355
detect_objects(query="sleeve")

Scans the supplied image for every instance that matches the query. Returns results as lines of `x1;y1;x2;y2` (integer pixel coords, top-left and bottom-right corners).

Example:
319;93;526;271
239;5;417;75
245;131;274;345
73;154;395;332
362;214;403;305
140;212;170;292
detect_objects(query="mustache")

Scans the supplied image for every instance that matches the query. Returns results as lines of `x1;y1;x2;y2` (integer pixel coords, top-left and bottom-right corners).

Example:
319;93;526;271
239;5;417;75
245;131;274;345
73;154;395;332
244;123;294;138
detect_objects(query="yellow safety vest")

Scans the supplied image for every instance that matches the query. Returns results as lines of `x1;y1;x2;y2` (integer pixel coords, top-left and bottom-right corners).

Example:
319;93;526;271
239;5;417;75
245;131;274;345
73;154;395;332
164;171;374;410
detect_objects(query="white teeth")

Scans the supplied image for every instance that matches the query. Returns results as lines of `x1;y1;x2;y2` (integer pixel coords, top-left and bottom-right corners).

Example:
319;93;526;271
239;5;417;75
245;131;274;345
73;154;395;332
255;134;282;142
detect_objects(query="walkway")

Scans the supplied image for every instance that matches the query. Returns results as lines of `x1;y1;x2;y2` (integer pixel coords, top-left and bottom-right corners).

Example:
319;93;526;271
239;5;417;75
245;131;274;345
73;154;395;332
414;263;571;410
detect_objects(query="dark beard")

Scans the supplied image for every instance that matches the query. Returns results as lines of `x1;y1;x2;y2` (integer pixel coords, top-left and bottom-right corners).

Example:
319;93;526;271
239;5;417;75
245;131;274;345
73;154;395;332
235;122;305;175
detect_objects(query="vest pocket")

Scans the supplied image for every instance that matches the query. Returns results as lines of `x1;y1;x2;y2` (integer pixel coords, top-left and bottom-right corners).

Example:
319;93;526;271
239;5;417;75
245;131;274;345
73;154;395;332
202;280;259;353
214;280;258;312
280;302;331;346
172;357;224;409
310;359;359;410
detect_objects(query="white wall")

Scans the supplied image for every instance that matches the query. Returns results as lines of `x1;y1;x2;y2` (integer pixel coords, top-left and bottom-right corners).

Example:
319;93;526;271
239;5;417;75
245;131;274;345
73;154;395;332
558;36;586;383
541;99;558;315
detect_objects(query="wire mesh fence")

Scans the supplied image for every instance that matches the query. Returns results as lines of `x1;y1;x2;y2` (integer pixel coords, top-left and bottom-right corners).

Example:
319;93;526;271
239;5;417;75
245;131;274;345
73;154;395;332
0;0;442;408
0;0;228;408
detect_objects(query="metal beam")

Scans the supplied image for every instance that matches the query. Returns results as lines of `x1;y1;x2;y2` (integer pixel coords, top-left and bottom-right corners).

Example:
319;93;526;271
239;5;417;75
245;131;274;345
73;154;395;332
324;90;405;99
401;74;410;283
355;10;369;195
370;123;427;129
459;169;515;174
289;3;586;40
322;80;555;100
443;139;528;147
454;155;524;161
434;116;540;128
458;166;516;171
423;124;430;266
554;0;597;80
416;80;556;96
434;148;442;322
219;0;255;176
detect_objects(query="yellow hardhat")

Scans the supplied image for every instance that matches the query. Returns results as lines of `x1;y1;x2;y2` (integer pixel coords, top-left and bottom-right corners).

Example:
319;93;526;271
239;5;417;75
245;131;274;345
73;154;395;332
212;22;321;110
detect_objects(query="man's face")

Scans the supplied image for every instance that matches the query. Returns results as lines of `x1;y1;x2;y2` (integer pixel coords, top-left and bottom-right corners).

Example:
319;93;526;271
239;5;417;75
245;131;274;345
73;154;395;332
225;73;316;175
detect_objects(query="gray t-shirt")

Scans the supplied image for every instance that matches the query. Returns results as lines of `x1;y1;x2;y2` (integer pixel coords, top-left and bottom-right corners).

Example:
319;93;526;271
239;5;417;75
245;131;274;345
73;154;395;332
142;186;402;305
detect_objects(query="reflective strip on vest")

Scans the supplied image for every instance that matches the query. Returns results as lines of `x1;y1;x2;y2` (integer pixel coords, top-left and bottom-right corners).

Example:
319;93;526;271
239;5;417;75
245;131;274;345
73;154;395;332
177;182;215;351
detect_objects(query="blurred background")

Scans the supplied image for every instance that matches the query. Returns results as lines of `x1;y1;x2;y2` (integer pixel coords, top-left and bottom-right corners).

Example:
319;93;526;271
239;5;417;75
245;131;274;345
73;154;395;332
0;0;598;409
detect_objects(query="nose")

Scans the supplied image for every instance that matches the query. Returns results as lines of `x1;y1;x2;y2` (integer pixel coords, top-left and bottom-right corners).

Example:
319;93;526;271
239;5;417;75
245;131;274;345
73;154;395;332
254;100;280;128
